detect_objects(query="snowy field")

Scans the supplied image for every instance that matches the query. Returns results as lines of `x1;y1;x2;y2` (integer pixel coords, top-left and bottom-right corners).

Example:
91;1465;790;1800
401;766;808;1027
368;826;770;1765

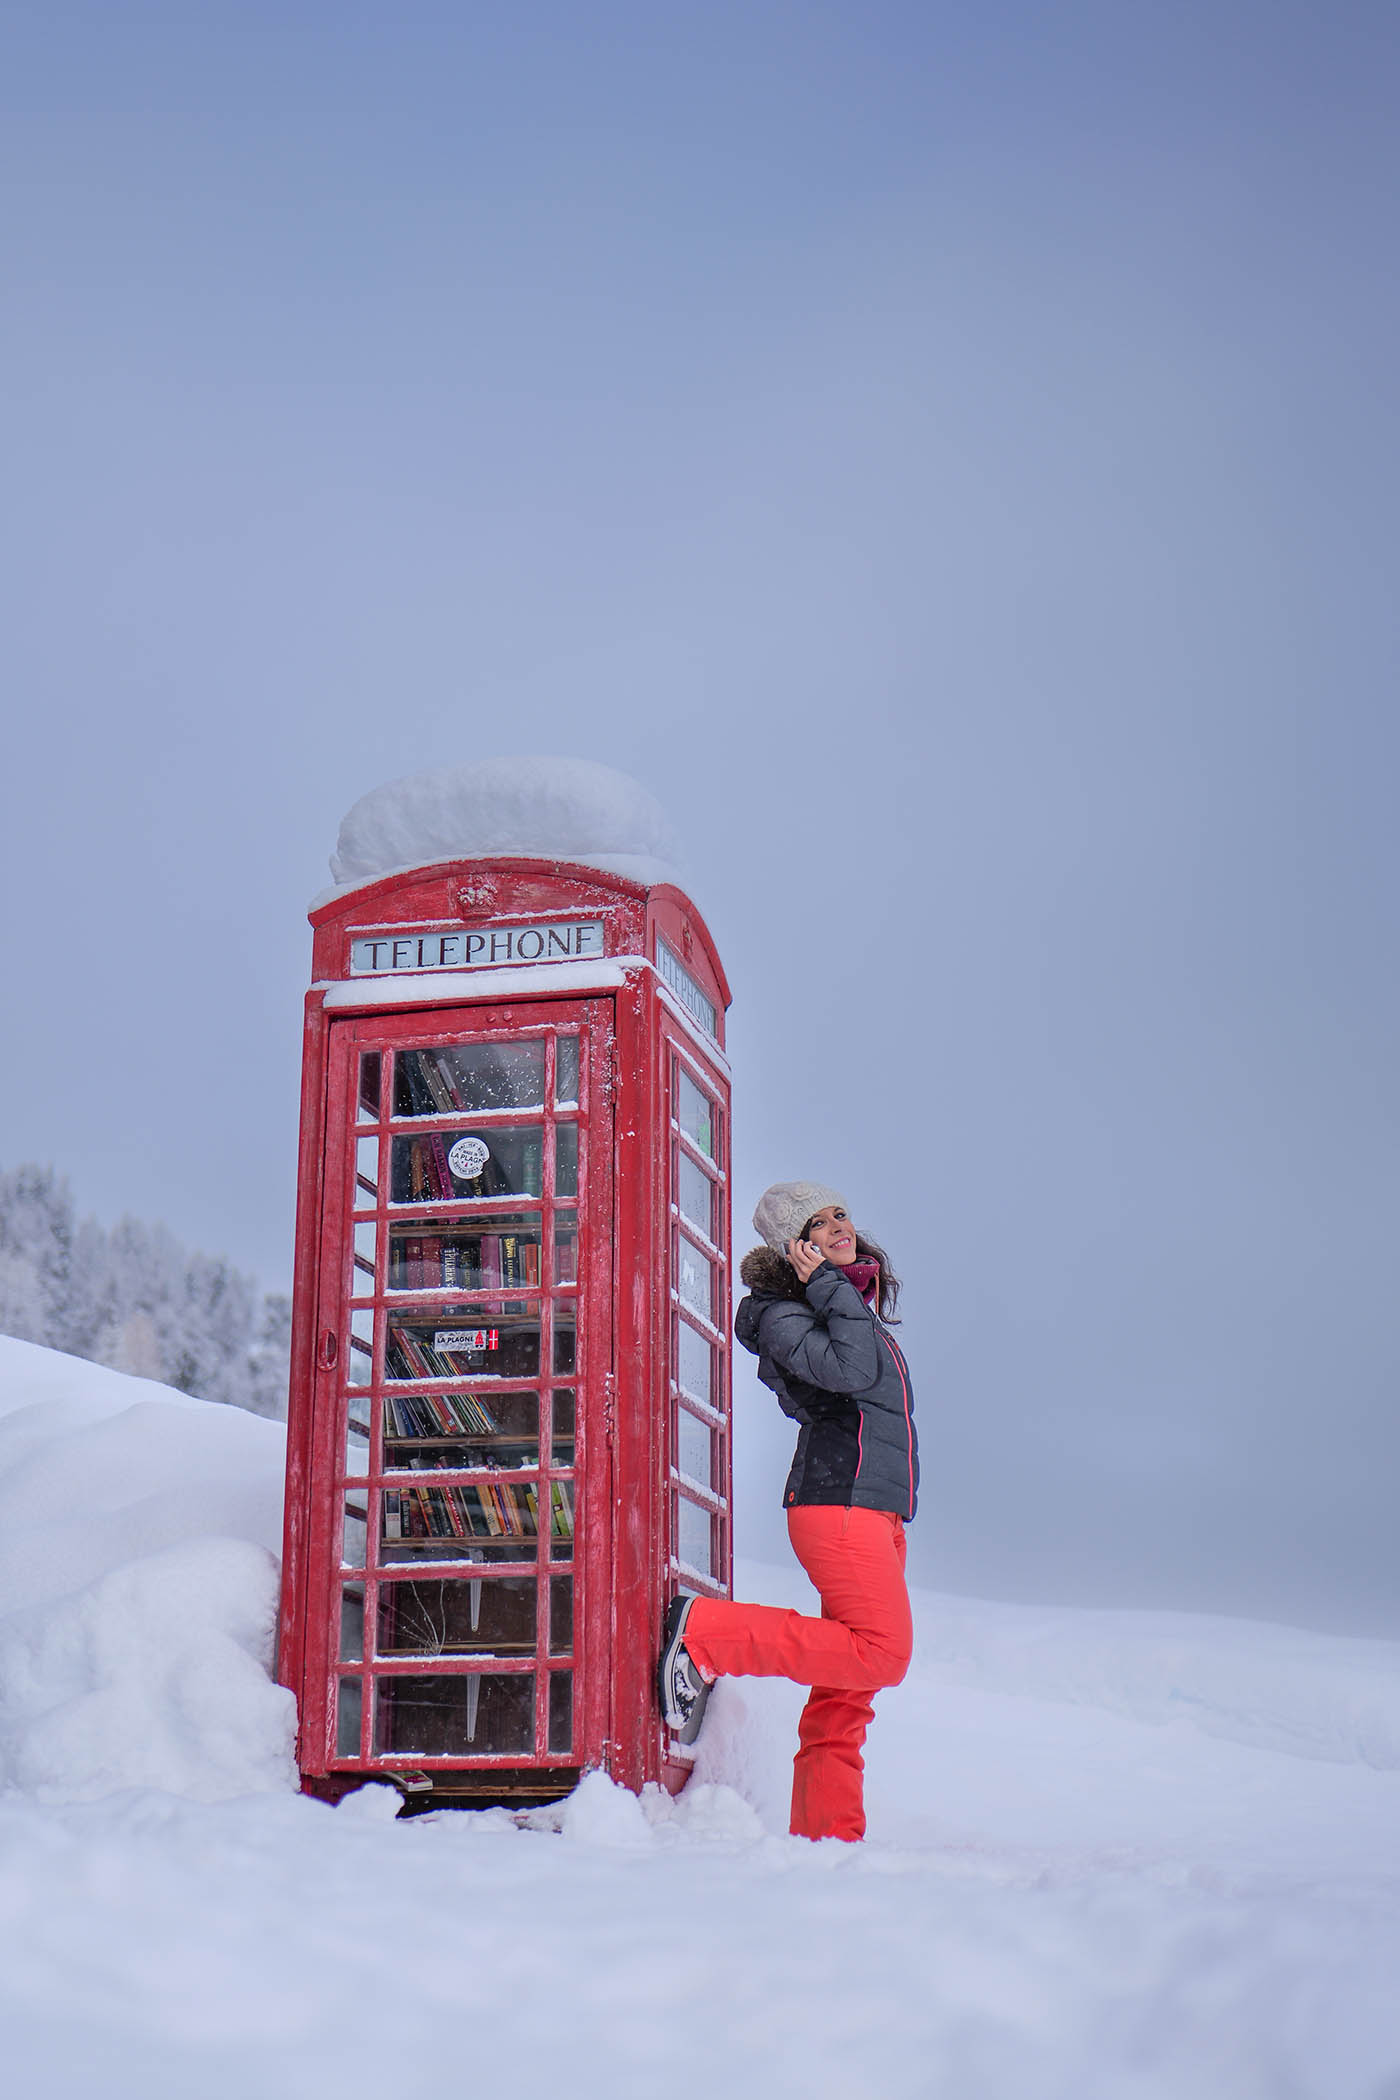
1;1337;1398;2100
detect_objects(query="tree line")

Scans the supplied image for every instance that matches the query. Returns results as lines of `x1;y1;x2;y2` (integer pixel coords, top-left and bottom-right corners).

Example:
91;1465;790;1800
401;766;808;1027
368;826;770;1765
0;1163;290;1419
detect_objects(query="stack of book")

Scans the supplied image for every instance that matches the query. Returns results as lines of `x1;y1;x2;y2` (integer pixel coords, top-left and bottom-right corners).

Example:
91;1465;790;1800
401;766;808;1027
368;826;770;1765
395;1048;541;1116
391;1231;545;1290
396;1132;544;1201
383;1392;499;1437
386;1329;502;1379
382;1479;574;1543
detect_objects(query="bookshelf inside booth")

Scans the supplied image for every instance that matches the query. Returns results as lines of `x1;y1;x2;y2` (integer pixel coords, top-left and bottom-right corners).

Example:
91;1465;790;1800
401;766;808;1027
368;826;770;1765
331;1010;604;1779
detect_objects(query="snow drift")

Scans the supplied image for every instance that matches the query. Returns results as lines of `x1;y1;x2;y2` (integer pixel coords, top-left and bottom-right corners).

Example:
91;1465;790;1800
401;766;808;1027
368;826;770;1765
0;1337;296;1802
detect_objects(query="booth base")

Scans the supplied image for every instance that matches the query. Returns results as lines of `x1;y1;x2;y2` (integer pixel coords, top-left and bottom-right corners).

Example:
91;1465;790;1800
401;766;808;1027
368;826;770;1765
302;1767;584;1813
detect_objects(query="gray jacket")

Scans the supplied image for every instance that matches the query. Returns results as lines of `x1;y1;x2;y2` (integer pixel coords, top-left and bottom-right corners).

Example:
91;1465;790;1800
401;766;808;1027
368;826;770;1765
734;1250;919;1521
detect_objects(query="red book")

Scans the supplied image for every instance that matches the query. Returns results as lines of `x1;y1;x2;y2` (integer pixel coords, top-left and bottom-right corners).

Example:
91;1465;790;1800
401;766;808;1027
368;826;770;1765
428;1133;454;1197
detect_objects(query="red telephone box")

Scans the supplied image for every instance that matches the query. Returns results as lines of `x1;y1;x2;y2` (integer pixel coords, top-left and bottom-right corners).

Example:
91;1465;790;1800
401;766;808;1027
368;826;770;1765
276;855;733;1806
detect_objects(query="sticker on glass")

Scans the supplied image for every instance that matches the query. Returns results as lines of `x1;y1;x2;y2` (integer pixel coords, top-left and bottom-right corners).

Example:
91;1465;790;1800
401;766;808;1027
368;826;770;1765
434;1327;500;1352
448;1135;491;1180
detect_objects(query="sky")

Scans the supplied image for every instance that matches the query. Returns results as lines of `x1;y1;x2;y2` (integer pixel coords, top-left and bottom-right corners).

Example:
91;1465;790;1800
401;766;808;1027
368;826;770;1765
1;0;1396;1634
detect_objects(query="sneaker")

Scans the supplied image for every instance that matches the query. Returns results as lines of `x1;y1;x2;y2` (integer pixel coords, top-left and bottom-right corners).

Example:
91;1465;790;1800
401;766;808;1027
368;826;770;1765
657;1595;712;1745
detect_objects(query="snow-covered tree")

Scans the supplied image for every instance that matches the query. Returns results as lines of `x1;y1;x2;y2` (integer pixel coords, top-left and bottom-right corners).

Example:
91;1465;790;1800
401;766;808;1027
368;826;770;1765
0;1165;73;1346
0;1164;289;1419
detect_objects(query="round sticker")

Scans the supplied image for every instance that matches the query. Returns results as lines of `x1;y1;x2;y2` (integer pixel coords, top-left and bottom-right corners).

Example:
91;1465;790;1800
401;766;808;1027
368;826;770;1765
448;1135;490;1181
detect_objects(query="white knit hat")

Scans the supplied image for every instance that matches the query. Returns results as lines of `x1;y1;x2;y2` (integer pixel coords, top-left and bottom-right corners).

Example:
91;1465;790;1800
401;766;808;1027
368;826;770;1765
752;1181;849;1252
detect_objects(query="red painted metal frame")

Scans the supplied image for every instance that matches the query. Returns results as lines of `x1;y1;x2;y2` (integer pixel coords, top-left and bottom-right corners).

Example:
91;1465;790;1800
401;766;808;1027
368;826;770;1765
308;1000;608;1782
277;858;732;1803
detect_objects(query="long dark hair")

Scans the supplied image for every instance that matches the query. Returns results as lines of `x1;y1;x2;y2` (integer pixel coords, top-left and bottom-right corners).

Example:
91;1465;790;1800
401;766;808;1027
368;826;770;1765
802;1218;902;1325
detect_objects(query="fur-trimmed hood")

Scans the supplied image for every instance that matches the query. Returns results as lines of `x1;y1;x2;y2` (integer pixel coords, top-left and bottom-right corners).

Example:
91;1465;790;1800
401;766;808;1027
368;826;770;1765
738;1244;806;1299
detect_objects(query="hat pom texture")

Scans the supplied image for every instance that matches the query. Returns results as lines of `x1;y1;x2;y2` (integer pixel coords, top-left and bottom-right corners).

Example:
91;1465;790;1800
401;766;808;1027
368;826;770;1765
752;1181;849;1253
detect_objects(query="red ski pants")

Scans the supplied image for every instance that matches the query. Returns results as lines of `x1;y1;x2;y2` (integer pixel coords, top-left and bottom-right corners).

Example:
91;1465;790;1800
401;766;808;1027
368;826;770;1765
684;1505;911;1843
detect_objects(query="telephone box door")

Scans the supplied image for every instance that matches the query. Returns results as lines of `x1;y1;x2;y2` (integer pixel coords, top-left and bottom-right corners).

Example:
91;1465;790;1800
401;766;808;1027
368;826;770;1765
297;999;613;1788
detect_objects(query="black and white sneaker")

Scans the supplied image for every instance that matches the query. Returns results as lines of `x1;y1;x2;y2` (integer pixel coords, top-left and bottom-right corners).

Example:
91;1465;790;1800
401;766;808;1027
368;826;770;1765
657;1595;712;1745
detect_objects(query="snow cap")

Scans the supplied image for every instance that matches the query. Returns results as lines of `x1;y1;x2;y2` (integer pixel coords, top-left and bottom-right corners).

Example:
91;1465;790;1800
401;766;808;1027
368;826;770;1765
328;757;683;892
752;1181;849;1252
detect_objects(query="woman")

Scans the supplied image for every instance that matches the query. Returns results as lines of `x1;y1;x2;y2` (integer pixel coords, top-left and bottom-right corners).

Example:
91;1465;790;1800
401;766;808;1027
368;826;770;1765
658;1179;918;1843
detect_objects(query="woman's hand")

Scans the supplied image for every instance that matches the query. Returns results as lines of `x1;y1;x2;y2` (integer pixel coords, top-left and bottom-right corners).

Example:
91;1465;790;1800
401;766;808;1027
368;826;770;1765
786;1238;825;1284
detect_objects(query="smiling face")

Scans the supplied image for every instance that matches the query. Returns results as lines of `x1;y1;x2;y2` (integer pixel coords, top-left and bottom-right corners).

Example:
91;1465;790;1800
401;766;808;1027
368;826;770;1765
804;1206;858;1265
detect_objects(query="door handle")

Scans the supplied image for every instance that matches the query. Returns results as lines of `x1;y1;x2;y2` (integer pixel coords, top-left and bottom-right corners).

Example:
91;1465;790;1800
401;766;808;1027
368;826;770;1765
318;1329;339;1370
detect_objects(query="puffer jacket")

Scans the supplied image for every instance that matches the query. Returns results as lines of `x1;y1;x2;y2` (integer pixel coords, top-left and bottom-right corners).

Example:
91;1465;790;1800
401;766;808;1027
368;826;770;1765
734;1247;919;1521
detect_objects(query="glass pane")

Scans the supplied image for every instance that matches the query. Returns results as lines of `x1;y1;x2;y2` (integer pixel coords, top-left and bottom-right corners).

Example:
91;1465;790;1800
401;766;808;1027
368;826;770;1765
342;1496;368;1568
675;1235;713;1323
376;1577;537;1657
676;1409;712;1488
381;1481;541;1563
676;1149;713;1240
388;1214;543;1292
393;1041;546;1118
551;1390;575;1466
375;1673;534;1756
358;1053;381;1124
675;1069;714;1159
353;1220;377;1286
386;1304;541;1379
390;1127;543;1203
383;1389;539;1470
555;1035;579;1106
552;1311;576;1376
355;1135;379;1201
548;1672;573;1754
676;1321;712;1407
345;1408;370;1478
339;1586;365;1662
549;1577;573;1656
553;1220;577;1286
554;1123;578;1199
336;1677;362;1756
675;1495;713;1578
347;1307;374;1387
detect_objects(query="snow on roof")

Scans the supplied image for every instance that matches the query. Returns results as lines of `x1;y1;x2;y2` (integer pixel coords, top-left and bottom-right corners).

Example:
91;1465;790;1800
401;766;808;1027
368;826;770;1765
325;757;687;899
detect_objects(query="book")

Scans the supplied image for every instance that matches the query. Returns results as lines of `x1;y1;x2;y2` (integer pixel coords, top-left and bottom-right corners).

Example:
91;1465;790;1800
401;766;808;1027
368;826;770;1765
418;1055;456;1115
428;1133;454;1198
400;1057;437;1117
437;1048;470;1111
552;1481;574;1538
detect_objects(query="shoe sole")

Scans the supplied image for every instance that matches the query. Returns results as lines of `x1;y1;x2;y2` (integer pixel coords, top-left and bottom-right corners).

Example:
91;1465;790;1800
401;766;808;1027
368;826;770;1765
657;1595;697;1733
674;1674;711;1748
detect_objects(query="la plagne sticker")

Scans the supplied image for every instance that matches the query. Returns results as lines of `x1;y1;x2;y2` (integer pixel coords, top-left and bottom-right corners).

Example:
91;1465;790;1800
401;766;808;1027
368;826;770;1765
434;1328;499;1352
448;1136;490;1179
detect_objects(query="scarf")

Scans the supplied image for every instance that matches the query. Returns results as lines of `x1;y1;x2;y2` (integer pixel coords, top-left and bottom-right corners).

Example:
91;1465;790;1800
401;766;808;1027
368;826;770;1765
841;1258;880;1308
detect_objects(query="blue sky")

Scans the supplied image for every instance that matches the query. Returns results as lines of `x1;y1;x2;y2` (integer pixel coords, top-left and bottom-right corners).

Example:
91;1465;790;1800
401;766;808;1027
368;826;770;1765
1;1;1397;1630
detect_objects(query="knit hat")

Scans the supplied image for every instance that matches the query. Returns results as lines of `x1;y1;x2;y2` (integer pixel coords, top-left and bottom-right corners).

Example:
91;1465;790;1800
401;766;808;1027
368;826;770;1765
752;1181;849;1252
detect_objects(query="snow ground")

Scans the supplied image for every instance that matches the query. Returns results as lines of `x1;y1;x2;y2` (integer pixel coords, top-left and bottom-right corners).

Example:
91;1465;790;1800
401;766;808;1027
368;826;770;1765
1;1335;1398;2100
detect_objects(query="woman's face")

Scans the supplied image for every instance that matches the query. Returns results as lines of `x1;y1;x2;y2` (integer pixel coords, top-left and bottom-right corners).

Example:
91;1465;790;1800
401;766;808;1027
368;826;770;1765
805;1206;858;1265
